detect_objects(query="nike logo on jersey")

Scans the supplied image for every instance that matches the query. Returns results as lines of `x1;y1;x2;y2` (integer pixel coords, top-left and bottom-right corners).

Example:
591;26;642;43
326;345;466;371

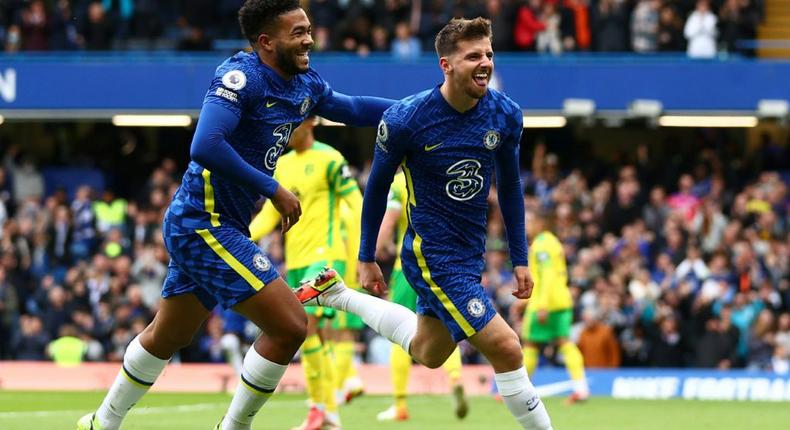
266;101;277;108
424;142;443;152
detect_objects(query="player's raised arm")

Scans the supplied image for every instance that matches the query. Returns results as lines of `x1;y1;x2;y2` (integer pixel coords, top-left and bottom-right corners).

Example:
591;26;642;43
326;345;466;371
358;114;410;295
494;113;532;299
313;84;396;127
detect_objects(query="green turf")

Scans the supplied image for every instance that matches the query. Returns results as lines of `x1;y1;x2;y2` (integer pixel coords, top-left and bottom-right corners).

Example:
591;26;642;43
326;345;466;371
1;390;788;429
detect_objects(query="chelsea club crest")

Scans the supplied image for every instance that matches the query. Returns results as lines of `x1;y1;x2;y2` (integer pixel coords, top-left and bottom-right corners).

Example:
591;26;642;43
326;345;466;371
467;298;485;318
253;253;271;272
483;130;500;150
300;97;311;115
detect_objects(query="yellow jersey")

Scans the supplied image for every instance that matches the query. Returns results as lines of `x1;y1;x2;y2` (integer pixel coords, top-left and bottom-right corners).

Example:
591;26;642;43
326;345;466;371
386;172;409;270
250;142;362;278
527;231;573;312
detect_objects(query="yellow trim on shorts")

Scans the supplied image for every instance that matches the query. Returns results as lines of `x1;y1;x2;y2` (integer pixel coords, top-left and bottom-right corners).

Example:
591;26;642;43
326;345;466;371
196;228;264;290
411;232;476;337
202;168;221;227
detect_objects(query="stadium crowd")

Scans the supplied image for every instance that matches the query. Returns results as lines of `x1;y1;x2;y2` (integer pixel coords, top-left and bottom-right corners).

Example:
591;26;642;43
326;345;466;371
0;0;762;57
0;129;787;373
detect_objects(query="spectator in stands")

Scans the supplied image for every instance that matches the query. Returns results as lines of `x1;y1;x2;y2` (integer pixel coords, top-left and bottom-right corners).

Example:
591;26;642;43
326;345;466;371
649;316;686;367
0;266;19;358
577;308;622;367
92;189;126;235
485;0;515;51
657;5;685;51
513;0;546;51
747;309;776;370
684;0;718;58
51;0;81;50
20;0;49;51
81;1;114;50
695;315;738;368
47;323;85;366
177;26;212;51
11;315;50;360
5;147;45;207
631;0;659;53
592;0;628;51
536;0;562;54
391;21;421;60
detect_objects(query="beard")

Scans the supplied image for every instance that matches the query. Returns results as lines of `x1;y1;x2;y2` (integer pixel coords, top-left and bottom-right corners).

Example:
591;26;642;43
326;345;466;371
275;44;309;76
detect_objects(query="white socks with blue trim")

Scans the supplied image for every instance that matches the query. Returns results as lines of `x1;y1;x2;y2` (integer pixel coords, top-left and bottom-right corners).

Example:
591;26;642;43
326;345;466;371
222;346;288;430
323;285;417;353
495;367;553;430
95;335;169;430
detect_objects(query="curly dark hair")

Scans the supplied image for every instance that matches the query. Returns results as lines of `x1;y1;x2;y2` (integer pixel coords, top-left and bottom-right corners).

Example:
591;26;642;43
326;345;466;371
238;0;302;45
434;17;492;57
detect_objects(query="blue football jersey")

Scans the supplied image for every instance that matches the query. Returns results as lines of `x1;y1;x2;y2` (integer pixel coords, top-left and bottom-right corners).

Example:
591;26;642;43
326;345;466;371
167;51;333;233
374;86;523;276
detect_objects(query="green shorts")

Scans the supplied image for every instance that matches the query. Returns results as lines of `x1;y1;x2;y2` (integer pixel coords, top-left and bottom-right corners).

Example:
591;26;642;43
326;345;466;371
522;309;573;343
286;261;364;330
389;269;417;312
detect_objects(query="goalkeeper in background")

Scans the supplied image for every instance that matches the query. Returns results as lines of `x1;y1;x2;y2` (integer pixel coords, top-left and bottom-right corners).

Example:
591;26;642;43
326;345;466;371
374;171;468;422
250;116;364;430
512;210;589;403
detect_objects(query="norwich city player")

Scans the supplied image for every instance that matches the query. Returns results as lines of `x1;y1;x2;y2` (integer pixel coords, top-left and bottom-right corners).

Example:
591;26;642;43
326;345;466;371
250;116;363;430
375;171;468;421
513;210;589;403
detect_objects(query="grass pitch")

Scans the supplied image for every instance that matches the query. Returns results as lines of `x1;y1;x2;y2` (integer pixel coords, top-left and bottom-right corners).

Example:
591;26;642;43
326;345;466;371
1;390;788;429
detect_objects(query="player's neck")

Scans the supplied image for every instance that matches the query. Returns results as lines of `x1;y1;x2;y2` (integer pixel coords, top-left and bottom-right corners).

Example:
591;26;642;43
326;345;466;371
439;82;479;113
291;138;313;153
257;51;294;81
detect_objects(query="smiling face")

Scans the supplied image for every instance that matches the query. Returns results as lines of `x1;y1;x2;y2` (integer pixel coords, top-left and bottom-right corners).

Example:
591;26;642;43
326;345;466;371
267;8;314;76
442;37;494;100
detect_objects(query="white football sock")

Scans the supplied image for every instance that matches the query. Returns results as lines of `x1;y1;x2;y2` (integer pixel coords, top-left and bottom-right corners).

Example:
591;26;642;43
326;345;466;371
322;286;417;353
95;335;168;430
222;347;287;430
494;367;553;430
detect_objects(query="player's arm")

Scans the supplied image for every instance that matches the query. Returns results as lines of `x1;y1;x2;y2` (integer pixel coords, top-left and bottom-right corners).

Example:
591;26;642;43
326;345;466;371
249;199;281;241
340;188;363;288
376;193;402;261
495;114;531;299
313;80;396;127
358;115;410;295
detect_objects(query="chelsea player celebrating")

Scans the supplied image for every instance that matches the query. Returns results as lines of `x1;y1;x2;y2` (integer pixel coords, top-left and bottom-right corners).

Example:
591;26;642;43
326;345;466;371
78;1;392;430
297;18;553;429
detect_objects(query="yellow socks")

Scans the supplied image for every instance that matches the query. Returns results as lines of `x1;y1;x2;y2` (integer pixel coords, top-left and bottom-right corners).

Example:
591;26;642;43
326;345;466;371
333;340;355;391
558;342;587;389
321;343;338;415
441;347;462;384
301;334;324;408
390;344;411;405
522;345;539;375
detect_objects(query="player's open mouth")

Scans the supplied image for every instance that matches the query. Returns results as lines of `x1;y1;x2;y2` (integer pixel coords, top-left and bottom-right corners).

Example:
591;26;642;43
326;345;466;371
473;71;489;87
297;51;309;61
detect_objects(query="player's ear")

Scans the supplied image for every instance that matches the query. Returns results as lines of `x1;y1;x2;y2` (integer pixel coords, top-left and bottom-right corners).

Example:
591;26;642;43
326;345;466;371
439;57;451;74
258;32;274;52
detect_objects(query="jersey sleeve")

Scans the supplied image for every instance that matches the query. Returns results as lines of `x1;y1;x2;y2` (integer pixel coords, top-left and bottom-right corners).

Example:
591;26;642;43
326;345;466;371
203;63;263;118
327;153;359;197
358;105;413;262
495;109;528;267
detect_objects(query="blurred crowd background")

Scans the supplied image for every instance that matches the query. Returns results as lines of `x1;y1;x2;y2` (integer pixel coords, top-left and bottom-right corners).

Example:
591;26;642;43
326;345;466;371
0;124;787;373
0;0;764;57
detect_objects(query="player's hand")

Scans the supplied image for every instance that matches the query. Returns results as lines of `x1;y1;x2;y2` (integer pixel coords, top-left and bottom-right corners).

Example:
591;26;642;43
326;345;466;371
358;261;387;297
537;309;549;325
512;265;534;299
271;185;301;233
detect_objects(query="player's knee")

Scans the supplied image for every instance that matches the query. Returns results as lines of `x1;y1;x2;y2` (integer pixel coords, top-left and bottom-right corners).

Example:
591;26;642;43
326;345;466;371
421;355;447;369
272;312;308;349
489;332;523;369
151;327;196;352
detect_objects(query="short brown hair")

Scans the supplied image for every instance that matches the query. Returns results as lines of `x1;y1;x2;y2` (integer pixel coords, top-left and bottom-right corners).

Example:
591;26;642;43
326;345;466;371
434;17;492;57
